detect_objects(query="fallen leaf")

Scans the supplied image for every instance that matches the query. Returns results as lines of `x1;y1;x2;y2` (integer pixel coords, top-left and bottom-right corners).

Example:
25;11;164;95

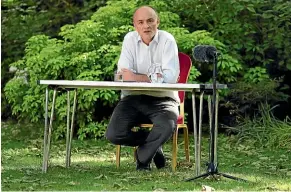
68;181;76;185
153;188;165;191
202;185;215;192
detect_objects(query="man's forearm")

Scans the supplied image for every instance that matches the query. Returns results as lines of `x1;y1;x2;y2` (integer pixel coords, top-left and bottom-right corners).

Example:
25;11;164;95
134;73;151;82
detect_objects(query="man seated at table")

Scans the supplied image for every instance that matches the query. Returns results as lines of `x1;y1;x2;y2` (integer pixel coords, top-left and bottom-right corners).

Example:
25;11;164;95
105;5;180;171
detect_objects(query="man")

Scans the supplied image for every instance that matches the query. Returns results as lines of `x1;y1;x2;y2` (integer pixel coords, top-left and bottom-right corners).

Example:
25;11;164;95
105;6;180;171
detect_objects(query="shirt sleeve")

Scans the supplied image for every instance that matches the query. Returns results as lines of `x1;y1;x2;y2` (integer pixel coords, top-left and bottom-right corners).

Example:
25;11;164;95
117;35;134;72
162;39;180;83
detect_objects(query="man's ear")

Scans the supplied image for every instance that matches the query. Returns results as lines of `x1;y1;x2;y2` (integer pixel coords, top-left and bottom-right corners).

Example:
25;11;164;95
157;18;160;27
133;21;137;30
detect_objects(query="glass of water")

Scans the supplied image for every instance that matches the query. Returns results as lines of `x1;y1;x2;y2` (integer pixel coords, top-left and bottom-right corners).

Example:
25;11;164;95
148;63;164;83
114;70;123;82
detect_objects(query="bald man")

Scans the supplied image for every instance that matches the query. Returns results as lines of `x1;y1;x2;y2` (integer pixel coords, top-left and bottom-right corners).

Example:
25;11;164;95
106;6;180;171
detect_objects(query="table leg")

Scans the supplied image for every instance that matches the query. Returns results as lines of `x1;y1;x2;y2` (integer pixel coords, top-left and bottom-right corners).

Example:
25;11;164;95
198;91;204;175
208;93;219;165
43;88;57;173
66;90;71;168
67;89;77;167
192;91;199;176
42;88;49;173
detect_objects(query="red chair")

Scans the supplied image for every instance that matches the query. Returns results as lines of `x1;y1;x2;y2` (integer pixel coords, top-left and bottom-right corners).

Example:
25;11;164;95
116;52;192;171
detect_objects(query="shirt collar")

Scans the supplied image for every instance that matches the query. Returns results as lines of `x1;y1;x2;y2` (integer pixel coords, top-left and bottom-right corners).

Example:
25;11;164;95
137;30;159;44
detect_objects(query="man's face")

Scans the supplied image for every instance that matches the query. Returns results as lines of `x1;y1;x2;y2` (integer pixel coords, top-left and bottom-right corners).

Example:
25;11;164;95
133;7;160;44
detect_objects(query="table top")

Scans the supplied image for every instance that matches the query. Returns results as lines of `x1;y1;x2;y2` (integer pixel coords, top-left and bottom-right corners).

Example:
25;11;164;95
38;80;227;91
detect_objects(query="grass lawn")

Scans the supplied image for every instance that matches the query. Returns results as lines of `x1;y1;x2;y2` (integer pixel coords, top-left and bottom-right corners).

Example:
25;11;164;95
1;121;291;191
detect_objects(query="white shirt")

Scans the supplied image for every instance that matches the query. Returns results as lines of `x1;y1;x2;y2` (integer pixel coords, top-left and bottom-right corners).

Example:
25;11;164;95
117;30;180;102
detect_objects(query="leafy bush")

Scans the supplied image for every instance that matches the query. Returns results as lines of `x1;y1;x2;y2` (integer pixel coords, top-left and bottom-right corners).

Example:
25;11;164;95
169;0;291;71
5;0;242;139
222;79;289;125
77;118;109;140
168;0;291;114
1;0;107;119
243;67;269;83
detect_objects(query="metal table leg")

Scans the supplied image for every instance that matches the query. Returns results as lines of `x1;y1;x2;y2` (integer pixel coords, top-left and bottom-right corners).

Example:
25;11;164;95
42;88;57;173
42;88;49;172
208;93;219;166
192;91;199;176
193;90;205;176
66;90;71;168
198;91;204;175
66;89;77;167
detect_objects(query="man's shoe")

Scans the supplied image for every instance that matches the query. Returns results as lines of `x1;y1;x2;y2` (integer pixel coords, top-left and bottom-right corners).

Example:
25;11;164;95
153;147;166;169
135;150;151;171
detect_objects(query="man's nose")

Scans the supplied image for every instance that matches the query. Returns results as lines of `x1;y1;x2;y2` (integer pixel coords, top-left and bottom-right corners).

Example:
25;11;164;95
143;22;150;28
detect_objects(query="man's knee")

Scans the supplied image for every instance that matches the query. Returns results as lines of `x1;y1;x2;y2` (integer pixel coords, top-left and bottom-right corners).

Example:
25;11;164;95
163;119;177;134
154;119;177;139
157;115;177;130
105;125;119;145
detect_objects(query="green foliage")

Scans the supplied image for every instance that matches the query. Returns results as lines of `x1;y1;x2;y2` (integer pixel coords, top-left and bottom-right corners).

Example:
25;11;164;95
229;79;288;106
78;118;109;140
227;103;291;149
218;54;243;83
243;67;269;83
1;0;107;119
223;79;289;125
1;0;107;64
4;78;30;117
169;0;291;125
168;29;242;84
169;0;291;71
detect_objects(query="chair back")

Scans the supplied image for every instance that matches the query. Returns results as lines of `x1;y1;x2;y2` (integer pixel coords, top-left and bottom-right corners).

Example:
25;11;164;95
178;52;192;104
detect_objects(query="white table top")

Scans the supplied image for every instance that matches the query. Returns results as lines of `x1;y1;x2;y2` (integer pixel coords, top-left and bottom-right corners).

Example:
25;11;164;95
38;80;227;91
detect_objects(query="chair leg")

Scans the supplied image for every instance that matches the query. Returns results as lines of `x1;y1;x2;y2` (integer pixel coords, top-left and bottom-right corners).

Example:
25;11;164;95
183;126;190;162
172;128;178;171
133;147;137;162
116;145;121;168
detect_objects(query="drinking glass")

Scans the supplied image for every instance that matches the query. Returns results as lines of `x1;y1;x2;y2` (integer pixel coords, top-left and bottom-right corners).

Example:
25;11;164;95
114;70;123;82
148;63;164;83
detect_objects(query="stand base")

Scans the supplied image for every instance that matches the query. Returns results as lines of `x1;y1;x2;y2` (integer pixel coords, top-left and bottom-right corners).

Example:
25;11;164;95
185;171;247;182
185;163;247;182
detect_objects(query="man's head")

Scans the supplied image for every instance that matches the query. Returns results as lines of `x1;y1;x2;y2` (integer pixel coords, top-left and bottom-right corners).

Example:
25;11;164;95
133;6;160;45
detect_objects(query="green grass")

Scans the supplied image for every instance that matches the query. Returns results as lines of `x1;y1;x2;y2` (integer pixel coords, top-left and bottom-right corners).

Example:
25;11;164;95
1;121;291;191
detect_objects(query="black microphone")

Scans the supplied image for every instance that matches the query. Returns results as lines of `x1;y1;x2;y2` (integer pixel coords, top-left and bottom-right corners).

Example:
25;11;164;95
193;45;219;62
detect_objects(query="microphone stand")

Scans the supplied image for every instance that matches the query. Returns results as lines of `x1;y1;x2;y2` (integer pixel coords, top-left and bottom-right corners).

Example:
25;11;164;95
185;54;247;182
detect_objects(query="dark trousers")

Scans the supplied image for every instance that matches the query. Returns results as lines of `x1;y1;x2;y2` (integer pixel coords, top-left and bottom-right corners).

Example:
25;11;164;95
106;95;179;164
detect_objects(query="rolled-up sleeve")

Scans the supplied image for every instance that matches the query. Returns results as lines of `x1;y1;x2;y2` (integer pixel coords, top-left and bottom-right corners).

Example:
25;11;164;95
117;35;134;72
162;40;180;83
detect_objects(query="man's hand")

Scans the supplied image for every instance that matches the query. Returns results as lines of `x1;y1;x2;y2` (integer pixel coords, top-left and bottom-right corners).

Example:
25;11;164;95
121;68;136;81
